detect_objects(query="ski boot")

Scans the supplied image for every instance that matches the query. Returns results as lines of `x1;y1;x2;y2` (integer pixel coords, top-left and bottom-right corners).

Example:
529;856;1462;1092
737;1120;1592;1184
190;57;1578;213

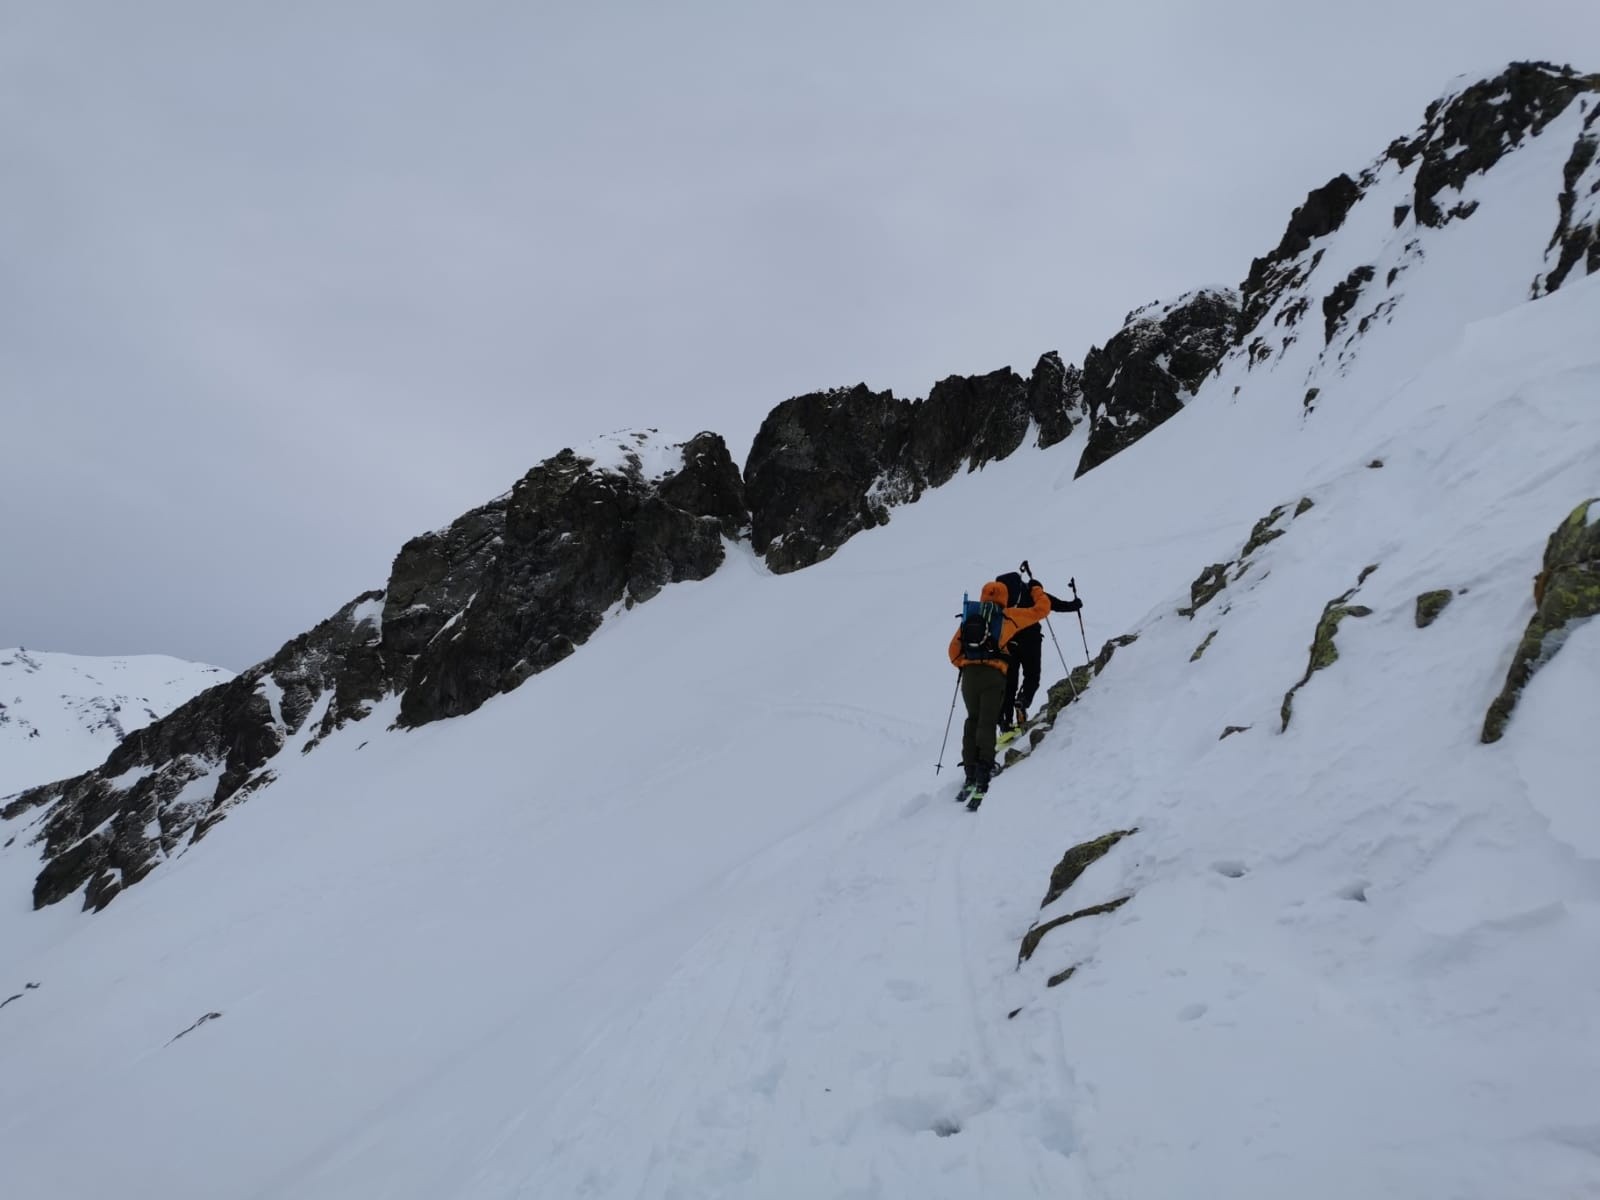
966;762;993;811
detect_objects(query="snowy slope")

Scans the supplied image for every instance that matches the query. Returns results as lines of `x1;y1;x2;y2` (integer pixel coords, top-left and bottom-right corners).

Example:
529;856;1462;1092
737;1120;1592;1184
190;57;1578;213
3;74;1600;1200
0;649;231;799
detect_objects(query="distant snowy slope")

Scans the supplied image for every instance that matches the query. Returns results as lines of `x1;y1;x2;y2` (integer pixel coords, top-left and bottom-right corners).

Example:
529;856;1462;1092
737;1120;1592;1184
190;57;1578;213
0;649;230;797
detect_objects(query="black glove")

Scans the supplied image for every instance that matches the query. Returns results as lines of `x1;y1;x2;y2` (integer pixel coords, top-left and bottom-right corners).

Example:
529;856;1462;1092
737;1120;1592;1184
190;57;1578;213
1052;593;1082;613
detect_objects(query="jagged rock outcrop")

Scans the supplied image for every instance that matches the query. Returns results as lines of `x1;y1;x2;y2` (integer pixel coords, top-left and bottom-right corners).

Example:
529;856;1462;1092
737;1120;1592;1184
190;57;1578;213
399;432;747;725
745;355;1081;573
1075;289;1241;477
1535;98;1600;296
1482;499;1600;743
5;592;393;910
1237;64;1600;384
1397;63;1600;229
3;432;746;910
1027;351;1084;451
1240;173;1363;334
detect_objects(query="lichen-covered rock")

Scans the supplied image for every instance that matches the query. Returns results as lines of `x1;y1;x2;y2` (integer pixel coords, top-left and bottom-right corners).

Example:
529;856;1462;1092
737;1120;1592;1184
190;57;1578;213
1241;504;1291;559
994;634;1135;774
1179;564;1230;618
6;433;748;910
1019;895;1131;964
1191;631;1219;662
1414;589;1454;628
1040;829;1138;909
1482;498;1600;743
1042;635;1136;721
1178;501;1300;619
1076;289;1241;478
1280;569;1379;731
744;357;1082;574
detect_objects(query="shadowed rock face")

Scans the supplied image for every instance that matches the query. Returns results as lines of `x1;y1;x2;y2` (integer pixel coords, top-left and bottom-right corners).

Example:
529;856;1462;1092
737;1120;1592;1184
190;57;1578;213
1536;101;1600;297
1237;64;1600;378
1403;63;1600;229
7;593;394;910
1240;173;1363;334
4;432;747;911
1075;289;1241;478
744;354;1083;574
398;433;747;726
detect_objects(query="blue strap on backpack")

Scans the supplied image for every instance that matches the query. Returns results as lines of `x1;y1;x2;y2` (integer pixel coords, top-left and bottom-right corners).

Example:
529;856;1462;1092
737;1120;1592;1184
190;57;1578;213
957;593;1005;659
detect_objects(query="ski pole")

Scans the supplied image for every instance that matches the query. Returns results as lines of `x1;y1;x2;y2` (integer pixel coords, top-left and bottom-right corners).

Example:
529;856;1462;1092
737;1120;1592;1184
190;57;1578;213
935;672;961;774
1070;577;1092;666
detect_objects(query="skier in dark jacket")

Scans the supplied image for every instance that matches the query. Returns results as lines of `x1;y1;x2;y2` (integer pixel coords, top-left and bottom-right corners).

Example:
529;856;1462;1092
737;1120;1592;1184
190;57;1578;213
993;571;1082;732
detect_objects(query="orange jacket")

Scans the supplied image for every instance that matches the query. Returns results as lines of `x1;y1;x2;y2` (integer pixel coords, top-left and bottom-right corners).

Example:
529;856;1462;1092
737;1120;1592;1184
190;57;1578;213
948;581;1053;673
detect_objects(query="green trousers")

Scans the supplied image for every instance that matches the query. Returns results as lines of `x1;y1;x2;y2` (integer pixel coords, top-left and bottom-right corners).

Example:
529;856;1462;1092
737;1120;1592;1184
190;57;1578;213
960;665;1006;769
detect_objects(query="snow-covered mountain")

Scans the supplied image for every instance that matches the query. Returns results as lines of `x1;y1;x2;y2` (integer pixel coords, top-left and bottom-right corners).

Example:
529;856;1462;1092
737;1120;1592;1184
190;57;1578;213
2;61;1598;1199
0;648;231;799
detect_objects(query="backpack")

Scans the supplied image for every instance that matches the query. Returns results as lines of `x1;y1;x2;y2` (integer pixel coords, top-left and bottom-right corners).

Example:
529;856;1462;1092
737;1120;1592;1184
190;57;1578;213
957;594;1005;660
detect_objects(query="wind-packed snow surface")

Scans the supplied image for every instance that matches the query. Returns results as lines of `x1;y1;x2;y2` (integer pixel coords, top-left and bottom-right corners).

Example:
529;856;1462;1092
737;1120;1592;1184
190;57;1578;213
0;649;231;798
4;99;1600;1199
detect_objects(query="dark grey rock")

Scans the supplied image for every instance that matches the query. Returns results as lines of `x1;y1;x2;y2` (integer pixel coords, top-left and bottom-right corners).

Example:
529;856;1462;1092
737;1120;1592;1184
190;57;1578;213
1534;102;1600;296
1405;63;1599;229
744;356;1081;574
7;433;748;910
1323;266;1377;345
1241;173;1362;334
1076;289;1241;478
1027;352;1084;450
743;383;913;575
1414;589;1454;628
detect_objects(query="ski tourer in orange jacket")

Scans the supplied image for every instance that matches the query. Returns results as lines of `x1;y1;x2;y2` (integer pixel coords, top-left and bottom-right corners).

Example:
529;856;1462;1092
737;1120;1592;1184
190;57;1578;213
948;580;1053;672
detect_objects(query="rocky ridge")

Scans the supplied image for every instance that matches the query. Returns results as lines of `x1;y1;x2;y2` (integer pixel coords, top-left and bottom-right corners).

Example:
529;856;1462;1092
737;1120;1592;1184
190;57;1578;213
744;355;1084;574
4;431;748;909
1236;62;1600;400
9;62;1600;914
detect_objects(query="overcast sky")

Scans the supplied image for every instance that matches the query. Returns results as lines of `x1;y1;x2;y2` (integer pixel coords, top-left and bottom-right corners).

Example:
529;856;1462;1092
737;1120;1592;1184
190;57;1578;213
5;1;1599;670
